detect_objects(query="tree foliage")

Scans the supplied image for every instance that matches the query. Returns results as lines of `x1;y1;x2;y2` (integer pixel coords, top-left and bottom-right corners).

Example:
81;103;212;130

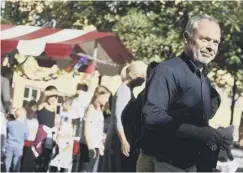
1;0;243;89
2;0;243;124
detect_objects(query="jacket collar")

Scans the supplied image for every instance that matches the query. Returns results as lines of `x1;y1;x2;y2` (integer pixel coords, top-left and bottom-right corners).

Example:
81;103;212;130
180;52;209;76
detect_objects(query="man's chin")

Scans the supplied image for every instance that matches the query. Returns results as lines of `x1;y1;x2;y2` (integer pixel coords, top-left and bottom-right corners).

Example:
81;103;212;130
198;57;213;65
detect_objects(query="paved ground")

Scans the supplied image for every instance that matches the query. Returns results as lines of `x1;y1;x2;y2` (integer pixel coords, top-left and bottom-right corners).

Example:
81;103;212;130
1;146;242;172
232;148;243;171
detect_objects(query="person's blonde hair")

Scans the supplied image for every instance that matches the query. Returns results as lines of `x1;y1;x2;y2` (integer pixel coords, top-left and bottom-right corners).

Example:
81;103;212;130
120;64;130;82
91;85;112;114
121;61;147;82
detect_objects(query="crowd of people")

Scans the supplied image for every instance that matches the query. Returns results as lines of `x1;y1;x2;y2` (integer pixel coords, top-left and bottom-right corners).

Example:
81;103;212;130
1;14;241;172
0;59;148;172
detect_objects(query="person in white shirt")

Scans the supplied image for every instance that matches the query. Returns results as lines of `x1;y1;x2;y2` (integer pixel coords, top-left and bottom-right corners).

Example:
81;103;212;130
71;84;93;137
80;85;112;172
57;97;73;150
21;100;39;172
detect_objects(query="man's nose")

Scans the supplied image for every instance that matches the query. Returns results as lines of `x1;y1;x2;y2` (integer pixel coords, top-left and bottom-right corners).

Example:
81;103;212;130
206;43;214;52
206;46;213;52
206;40;215;52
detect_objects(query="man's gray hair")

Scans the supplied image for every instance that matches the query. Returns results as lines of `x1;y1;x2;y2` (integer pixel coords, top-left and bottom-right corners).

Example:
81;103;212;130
185;14;219;38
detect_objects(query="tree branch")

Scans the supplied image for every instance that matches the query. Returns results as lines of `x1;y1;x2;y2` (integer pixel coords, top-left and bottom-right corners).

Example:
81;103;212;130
235;93;242;102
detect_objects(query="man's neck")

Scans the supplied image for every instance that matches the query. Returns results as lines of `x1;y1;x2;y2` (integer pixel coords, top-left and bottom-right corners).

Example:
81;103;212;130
194;60;205;70
184;50;204;69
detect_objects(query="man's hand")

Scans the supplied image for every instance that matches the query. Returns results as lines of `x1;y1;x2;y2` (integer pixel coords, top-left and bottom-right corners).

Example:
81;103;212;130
219;140;234;161
218;126;234;160
219;135;234;160
220;136;233;149
197;126;222;144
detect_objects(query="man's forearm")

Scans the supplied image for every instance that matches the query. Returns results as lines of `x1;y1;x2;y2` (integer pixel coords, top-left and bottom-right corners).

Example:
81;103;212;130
143;110;182;135
176;123;201;139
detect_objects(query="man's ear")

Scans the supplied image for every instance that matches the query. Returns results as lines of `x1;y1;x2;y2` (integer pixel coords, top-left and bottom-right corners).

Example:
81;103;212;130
183;31;190;43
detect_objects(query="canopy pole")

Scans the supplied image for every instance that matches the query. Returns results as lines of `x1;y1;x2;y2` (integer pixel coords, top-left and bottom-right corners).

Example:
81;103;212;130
92;41;98;60
86;41;98;90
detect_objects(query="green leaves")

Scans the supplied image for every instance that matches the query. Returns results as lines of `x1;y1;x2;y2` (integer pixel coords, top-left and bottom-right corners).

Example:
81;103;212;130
1;1;243;93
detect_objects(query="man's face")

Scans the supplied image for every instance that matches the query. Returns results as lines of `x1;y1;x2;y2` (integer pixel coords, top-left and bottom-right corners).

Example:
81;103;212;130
186;19;221;65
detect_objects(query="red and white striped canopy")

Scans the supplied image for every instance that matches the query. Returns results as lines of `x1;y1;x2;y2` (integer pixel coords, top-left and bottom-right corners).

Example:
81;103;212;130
0;24;133;64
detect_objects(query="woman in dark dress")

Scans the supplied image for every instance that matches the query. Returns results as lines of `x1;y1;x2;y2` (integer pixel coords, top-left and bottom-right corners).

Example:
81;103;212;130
103;61;147;172
97;95;113;172
32;85;59;172
123;61;159;172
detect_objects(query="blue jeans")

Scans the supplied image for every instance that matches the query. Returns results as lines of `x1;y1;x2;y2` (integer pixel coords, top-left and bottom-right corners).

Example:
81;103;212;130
5;146;23;172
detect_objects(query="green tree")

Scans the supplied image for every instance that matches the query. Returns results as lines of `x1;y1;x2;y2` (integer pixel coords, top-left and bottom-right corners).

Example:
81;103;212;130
2;0;243;124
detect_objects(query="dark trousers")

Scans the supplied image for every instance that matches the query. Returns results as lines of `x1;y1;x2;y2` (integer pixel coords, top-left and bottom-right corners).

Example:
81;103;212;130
97;156;104;172
21;146;35;172
35;148;53;172
1;162;6;172
49;166;67;172
80;143;99;172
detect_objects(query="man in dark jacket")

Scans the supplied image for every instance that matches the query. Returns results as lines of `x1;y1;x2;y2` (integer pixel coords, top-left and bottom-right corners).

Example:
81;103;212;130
139;14;233;172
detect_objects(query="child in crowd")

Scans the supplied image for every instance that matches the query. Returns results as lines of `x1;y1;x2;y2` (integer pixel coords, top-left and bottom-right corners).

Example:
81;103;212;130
57;97;74;149
33;85;59;172
60;97;73;126
48;97;74;171
80;85;112;172
71;84;92;137
21;100;39;172
25;100;39;142
5;108;29;172
71;83;93;137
